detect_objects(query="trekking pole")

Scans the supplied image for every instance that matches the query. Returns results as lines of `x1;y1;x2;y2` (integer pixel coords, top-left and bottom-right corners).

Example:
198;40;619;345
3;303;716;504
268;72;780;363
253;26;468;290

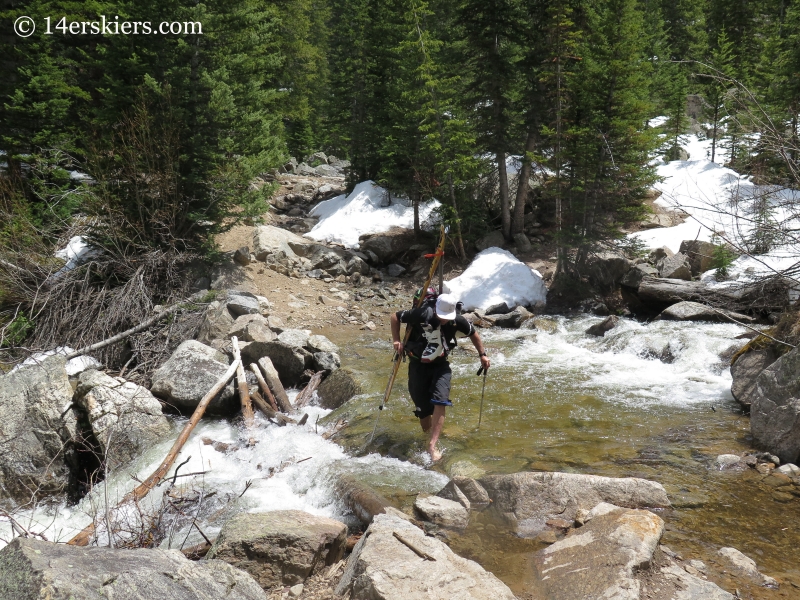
365;225;448;448
477;366;488;428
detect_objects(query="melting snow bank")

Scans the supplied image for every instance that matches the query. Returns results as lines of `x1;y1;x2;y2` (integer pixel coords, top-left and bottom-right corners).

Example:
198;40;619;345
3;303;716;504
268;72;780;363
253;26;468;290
444;247;547;311
306;180;440;249
11;346;100;376
0;406;447;549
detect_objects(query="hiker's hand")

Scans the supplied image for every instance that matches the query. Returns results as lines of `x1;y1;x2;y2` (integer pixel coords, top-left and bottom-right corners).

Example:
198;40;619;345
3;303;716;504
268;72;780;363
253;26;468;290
393;341;404;355
480;354;490;371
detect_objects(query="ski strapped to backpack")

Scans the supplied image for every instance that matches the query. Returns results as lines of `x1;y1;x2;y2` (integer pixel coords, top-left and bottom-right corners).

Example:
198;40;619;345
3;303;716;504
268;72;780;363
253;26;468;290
366;225;448;446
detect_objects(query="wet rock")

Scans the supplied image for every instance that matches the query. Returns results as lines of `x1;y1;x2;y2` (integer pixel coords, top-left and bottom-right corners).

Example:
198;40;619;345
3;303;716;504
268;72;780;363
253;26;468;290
493;306;532;329
414;495;469;529
335;513;515;600
150;340;235;414
479;471;670;538
656;562;735;599
307;334;339;354
532;506;664;600
74;370;171;471
334;475;391;525
475;230;506;252
317;368;362;409
657;300;755;323
226;290;260;316
233;246;251;266
717;547;778;587
313;351;341;373
257;357;291;410
731;348;779;409
750;346;800;464
715;454;743;470
196;300;236;345
679;239;718;276
0;536;266;600
657;252;692;280
586;315;619;337
452;476;491;507
0;356;77;504
207;510;347;588
777;463;800;477
532;317;559;334
437;480;471;509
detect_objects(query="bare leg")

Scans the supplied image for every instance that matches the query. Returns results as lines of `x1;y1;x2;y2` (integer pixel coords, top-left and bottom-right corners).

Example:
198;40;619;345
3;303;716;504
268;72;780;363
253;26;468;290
420;415;432;433
427;405;446;461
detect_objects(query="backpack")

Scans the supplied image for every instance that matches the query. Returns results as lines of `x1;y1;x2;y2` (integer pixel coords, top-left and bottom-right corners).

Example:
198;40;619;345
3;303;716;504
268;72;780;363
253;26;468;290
407;287;463;362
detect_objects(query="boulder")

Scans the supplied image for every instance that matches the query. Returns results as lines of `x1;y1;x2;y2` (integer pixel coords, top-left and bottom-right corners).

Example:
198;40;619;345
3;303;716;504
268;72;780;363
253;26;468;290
437;480;471;509
584;252;633;291
317;368;362;409
74;370;171;471
296;162;316;176
750;346;800;464
731;348;779;409
452;476;491;507
414;495;469;529
0;356;77;504
479;471;670;537
243;341;307;387
257;357;291;410
228;314;276;343
654;562;735;600
493;306;532;329
207;511;347;588
313;352;341;373
307;151;328;166
307;334;339;354
386;264;405;277
346;256;370;276
532;506;664;600
252;225;311;262
150;340;235;414
620;263;658;289
513;233;532;253
475;231;506;252
485;302;511;315
679;239;717;276
359;228;419;263
586;315;619;337
315;164;339;177
648;246;674;263
277;328;311;349
196;300;235;345
290;243;349;276
233;246;251;266
657;252;692;280
717;547;778;587
657;301;756;323
335;513;516;600
209;263;257;293
334;475;391;525
0;537;266;600
226;290;260;317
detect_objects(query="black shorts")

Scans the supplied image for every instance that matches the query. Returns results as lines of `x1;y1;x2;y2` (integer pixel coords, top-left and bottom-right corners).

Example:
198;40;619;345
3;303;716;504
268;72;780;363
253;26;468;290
408;359;452;419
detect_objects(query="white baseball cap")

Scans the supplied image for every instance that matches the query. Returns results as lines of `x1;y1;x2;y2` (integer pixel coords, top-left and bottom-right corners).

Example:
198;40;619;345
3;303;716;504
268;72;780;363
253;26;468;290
435;293;458;320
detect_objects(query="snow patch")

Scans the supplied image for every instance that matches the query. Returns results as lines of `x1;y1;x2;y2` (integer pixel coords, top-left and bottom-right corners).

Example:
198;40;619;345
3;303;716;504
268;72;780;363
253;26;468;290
306;180;440;249
55;236;99;271
12;346;101;377
444;247;547;311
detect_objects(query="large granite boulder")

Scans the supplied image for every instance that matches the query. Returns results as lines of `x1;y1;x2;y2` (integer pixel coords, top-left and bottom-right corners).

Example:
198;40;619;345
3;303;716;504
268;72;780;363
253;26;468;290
307;334;339;353
196;300;235;345
359;227;419;262
750;346;800;464
0;537;266;600
679;239;718;276
413;495;469;529
657;252;692;280
475;230;506;252
657;300;755;323
479;471;670;537
207;511;347;588
0;356;77;505
74;370;171;471
532;505;664;600
730;348;779;409
586;315;619;337
226;290;260;317
228;314;276;343
150;340;235;415
252;225;311;262
318;368;362;409
242;340;307;387
620;263;659;289
335;513;516;600
584;252;633;291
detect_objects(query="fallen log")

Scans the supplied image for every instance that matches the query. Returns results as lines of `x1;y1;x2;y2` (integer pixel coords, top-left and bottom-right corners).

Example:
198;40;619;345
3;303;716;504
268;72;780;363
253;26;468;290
249;363;279;411
637;276;790;312
257;357;292;413
68;358;241;547
231;337;254;427
250;390;295;426
295;371;323;409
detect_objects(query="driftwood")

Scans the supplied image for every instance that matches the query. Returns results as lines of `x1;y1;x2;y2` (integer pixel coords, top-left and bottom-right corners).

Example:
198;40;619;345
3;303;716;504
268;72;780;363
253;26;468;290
249;363;279;411
392;530;436;561
322;418;347;440
250;390;295;426
295;371;323;409
257;357;292;413
637;276;790;312
64;299;193;360
231;337;254;427
298;413;309;426
68;358;241;546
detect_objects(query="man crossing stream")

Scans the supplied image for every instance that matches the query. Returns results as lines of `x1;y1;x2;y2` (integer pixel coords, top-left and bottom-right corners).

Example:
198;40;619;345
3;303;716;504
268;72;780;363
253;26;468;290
390;291;491;462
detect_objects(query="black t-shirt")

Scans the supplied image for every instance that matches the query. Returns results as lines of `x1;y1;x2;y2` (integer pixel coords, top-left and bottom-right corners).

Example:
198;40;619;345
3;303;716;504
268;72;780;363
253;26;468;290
396;306;475;362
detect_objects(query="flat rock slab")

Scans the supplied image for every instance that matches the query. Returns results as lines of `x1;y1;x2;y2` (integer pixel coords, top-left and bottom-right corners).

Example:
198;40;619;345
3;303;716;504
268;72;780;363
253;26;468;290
532;507;664;600
207;510;347;588
658;301;755;323
0;537;266;600
479;471;670;537
414;495;469;529
335;513;516;600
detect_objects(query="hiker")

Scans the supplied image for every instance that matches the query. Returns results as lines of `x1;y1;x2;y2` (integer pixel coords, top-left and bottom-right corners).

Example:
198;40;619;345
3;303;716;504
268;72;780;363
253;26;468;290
390;292;490;462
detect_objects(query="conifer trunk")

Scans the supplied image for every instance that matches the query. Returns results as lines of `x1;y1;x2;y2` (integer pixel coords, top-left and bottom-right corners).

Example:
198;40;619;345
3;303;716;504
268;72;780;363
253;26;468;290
513;130;537;235
498;152;511;240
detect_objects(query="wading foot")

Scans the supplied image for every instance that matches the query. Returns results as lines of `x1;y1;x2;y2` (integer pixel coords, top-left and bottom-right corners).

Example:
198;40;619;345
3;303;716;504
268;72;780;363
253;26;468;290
428;446;443;463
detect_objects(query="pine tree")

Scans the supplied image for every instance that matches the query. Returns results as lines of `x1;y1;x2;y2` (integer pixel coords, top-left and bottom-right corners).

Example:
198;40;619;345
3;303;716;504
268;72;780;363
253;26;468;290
702;28;734;163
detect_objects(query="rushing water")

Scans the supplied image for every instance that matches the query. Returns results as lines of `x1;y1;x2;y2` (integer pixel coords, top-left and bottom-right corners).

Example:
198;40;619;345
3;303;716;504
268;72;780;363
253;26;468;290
2;315;797;599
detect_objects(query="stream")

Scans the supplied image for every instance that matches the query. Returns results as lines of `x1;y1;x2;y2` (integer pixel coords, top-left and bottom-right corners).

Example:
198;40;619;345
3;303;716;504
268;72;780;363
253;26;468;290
2;315;797;598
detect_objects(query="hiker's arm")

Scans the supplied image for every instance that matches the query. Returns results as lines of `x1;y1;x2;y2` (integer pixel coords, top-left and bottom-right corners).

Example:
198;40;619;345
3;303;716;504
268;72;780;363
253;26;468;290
391;312;403;354
469;331;490;370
